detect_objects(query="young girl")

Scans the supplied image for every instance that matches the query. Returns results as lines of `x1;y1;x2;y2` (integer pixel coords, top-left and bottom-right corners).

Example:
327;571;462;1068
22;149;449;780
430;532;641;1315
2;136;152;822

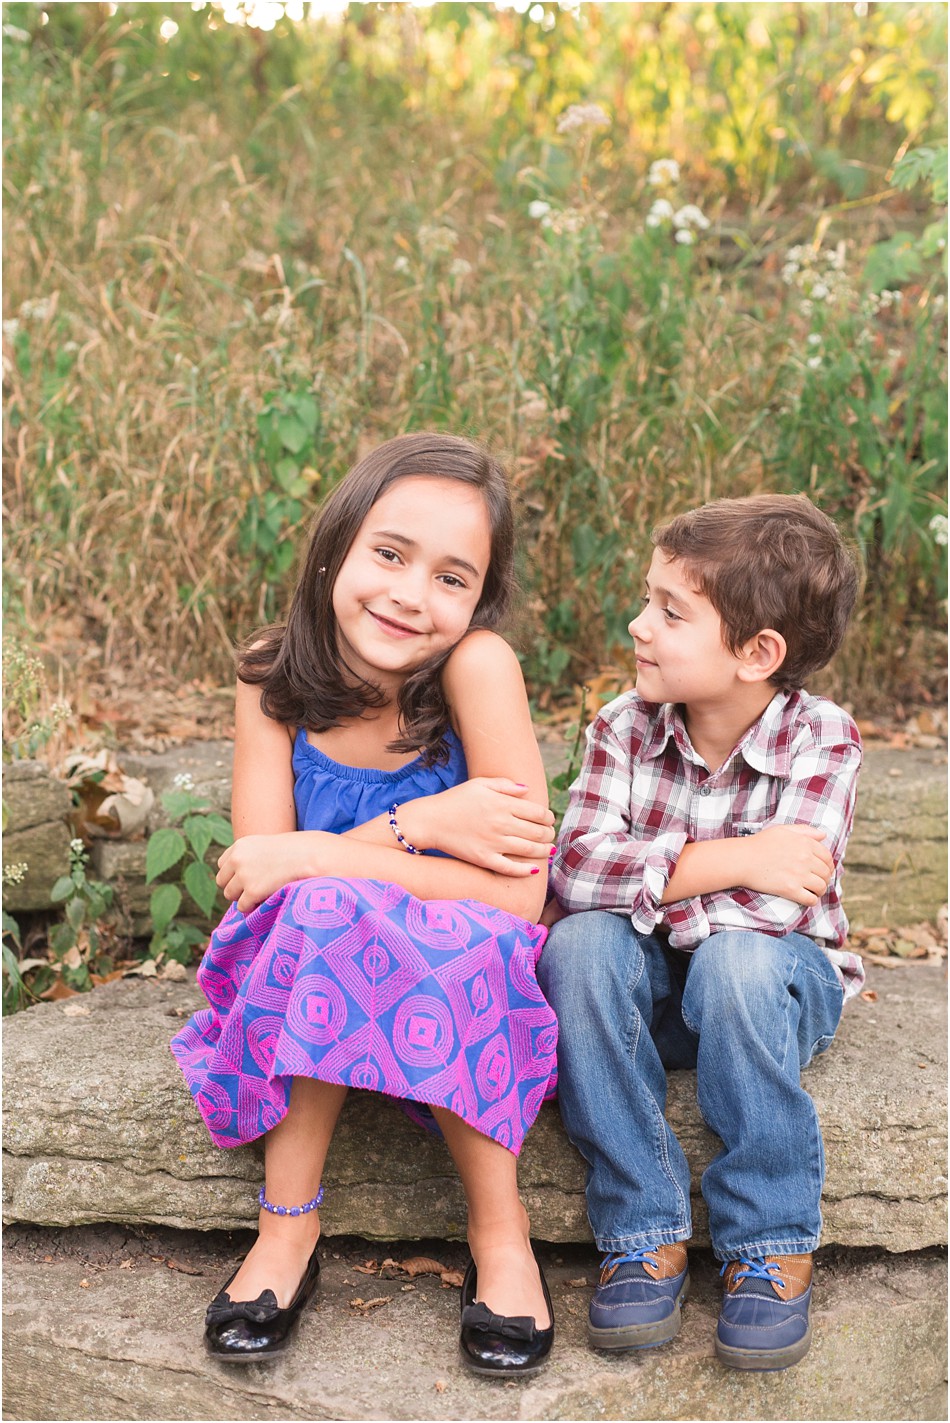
171;432;559;1376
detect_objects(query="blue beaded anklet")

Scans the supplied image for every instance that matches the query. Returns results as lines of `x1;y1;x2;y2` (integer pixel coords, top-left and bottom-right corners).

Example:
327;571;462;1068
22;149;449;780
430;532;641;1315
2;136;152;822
258;1184;324;1217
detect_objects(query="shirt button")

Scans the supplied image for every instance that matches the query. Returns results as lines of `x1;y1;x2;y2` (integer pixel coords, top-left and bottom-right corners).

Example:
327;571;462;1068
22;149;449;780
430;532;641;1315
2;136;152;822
699;785;712;796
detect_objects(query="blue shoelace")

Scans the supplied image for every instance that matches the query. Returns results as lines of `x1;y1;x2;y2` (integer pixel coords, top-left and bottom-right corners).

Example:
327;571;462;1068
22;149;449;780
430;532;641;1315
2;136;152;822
602;1247;662;1272
720;1257;786;1289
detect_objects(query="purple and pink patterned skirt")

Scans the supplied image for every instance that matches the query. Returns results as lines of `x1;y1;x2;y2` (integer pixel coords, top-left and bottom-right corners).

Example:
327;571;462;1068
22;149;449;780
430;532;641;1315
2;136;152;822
170;877;557;1156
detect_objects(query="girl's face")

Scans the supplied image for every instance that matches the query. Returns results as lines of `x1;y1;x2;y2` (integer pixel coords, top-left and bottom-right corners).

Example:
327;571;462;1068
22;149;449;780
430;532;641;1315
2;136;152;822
331;476;492;690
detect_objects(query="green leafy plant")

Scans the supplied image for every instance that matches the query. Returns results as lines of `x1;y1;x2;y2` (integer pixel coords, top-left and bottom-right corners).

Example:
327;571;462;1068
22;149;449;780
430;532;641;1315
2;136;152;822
145;782;233;962
48;839;117;990
2;911;29;1016
547;704;588;830
239;387;322;617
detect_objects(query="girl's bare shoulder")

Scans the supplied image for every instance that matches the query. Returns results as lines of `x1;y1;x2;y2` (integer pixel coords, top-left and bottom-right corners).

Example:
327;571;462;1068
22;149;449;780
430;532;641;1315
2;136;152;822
443;628;522;686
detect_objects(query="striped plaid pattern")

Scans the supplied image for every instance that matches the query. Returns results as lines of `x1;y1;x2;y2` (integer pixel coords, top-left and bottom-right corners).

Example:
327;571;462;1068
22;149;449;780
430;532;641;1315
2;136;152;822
551;689;865;1001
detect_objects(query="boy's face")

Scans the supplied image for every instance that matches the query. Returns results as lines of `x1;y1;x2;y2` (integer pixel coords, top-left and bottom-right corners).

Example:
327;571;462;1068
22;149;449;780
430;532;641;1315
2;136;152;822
628;550;747;708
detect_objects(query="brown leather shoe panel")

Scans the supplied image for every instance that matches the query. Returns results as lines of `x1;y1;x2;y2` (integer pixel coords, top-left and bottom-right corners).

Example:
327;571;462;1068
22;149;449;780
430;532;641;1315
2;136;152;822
722;1254;813;1298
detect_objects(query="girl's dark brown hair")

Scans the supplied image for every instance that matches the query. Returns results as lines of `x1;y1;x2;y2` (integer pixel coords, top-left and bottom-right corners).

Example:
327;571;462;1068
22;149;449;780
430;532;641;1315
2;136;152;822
238;432;516;763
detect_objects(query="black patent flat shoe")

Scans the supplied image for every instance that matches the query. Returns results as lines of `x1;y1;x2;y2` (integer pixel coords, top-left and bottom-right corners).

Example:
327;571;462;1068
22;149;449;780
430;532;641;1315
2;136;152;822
459;1255;555;1377
204;1245;320;1363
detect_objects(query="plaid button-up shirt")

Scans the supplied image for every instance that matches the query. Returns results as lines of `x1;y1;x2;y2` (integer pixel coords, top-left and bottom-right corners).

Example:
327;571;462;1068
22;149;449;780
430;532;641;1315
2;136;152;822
551;688;865;1001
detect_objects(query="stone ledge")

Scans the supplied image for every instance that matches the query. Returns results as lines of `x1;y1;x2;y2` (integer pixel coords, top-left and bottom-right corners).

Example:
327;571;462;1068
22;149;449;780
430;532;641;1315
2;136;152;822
1;1227;946;1422
3;964;945;1252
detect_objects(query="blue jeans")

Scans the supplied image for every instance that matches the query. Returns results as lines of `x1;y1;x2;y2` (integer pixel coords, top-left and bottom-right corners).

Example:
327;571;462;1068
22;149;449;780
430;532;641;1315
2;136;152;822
537;912;845;1260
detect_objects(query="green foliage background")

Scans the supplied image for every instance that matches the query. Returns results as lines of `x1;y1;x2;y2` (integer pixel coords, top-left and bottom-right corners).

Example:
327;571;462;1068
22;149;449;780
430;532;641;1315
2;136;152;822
3;1;947;712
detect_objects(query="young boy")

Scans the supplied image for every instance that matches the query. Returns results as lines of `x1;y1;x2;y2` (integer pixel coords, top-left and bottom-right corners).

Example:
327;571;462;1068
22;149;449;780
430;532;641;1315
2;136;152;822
538;494;863;1372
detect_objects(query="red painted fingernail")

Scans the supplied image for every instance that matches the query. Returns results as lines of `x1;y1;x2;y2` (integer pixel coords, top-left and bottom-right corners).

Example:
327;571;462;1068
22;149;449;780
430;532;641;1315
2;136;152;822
530;866;540;875
549;846;557;857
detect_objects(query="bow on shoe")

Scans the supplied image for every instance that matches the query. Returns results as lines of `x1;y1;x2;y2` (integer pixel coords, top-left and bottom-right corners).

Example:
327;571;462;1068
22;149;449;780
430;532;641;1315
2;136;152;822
205;1289;281;1328
460;1301;536;1341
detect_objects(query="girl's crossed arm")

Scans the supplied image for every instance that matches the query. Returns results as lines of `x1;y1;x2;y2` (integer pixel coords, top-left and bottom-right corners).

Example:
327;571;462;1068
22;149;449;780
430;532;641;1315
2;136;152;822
218;633;553;920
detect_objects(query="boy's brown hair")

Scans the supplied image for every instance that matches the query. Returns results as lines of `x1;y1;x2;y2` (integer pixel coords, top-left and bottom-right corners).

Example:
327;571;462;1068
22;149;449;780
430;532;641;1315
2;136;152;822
652;494;860;690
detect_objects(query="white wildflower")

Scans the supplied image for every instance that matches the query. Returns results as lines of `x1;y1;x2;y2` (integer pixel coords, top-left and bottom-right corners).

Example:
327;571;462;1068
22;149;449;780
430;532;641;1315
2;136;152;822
449;258;472;279
929;514;949;547
675;229;696;245
392;255;410;274
2;862;29;886
50;700;71;723
556;102;610;135
673;204;710;231
172;772;196;791
70;838;85;854
417;224;459;258
807;333;822;346
543;209;587;236
648;199;674;222
648;158;680;186
645;214;663;229
518;392;549;422
3;319;20;342
20;297;52;322
528;200;552;220
800;299;814;315
807;355;823;370
2;24;31;41
811;281;830;301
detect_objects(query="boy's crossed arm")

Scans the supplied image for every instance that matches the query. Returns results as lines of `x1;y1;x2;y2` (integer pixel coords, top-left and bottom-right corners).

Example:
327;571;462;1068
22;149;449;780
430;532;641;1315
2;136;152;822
551;709;862;940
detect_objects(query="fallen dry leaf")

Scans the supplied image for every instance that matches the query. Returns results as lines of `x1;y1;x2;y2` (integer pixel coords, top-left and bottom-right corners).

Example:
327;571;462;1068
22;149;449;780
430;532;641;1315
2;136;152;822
568;1277;590;1288
40;979;79;1001
860;990;879;1002
440;1269;464;1288
119;1259;133;1270
165;1259;203;1276
890;938;927;959
349;1296;389;1313
353;1261;380;1276
395;1256;448;1279
434;1381;447;1394
79;1279;89;1288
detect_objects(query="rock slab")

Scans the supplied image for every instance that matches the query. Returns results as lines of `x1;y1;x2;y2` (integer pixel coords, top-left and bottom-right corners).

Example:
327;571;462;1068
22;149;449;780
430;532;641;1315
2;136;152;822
1;760;73;912
1;1226;946;1422
3;965;946;1252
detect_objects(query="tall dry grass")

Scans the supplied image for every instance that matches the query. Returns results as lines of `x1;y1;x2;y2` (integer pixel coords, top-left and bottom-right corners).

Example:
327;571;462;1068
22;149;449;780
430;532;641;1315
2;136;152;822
3;4;947;719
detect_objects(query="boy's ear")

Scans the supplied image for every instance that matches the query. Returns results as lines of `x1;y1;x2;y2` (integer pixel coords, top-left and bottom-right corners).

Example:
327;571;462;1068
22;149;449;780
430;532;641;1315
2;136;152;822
736;629;787;683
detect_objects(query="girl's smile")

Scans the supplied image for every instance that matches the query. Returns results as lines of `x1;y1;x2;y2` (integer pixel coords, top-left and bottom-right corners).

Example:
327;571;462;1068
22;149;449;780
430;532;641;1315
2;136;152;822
332;475;491;689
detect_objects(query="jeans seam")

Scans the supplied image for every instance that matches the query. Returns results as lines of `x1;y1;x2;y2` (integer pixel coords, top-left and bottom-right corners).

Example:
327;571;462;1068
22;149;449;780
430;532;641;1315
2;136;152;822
624;942;690;1237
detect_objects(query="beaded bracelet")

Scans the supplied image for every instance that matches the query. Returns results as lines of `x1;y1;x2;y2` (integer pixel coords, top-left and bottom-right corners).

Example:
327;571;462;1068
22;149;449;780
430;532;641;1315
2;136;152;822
258;1184;324;1217
388;802;424;855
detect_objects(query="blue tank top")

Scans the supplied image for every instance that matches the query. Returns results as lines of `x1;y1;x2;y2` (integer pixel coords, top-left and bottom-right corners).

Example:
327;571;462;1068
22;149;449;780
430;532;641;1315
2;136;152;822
291;726;468;836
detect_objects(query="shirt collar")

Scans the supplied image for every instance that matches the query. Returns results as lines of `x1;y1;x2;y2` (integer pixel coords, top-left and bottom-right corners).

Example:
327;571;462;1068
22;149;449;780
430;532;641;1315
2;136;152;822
642;691;797;776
